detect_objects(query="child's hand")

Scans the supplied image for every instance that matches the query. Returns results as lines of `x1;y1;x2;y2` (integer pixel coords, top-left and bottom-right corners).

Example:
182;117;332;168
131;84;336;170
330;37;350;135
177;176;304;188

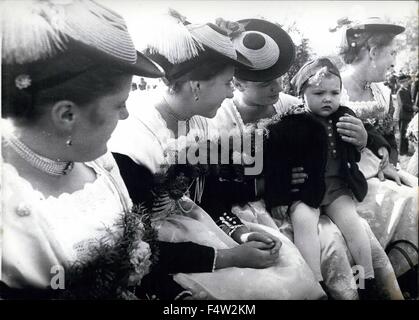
337;114;367;149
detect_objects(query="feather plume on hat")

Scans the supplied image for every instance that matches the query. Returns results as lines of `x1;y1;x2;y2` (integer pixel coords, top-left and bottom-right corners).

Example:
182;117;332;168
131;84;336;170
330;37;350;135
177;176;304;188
1;0;68;64
1;0;138;65
137;8;204;64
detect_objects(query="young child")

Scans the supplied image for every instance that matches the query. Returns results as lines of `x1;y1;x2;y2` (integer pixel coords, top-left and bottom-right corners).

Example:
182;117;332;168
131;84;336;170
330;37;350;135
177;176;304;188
264;58;376;298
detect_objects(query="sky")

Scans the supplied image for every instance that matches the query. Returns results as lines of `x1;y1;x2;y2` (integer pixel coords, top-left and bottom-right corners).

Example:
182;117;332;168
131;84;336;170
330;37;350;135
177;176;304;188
100;0;417;56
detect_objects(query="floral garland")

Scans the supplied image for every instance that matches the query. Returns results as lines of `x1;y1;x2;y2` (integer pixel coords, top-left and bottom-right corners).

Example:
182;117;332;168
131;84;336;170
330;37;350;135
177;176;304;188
150;128;262;213
350;101;395;135
53;206;159;300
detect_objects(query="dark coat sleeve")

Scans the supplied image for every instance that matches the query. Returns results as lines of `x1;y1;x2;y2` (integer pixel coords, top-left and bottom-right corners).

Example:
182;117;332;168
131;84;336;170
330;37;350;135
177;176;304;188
194;167;254;235
334;107;368;202
365;125;392;155
136;241;215;300
263;113;328;210
112;153;217;299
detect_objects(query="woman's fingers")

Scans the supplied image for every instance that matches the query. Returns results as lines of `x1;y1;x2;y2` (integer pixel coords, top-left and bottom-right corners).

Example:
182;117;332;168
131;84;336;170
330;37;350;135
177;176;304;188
291;170;308;185
247;232;274;246
377;169;386;181
339;114;363;125
377;147;390;170
336;121;361;131
292;172;308;179
382;164;402;186
340;135;358;144
337;128;356;138
291;178;306;185
337;114;368;147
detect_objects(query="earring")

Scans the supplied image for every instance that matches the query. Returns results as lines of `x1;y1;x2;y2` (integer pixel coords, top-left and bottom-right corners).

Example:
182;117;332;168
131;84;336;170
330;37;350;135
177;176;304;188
371;60;377;69
66;137;73;147
194;94;199;101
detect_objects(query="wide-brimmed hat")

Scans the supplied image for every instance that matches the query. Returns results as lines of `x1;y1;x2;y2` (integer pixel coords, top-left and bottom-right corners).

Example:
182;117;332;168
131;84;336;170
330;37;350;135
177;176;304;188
141;9;253;81
346;17;405;38
2;0;164;94
232;19;295;82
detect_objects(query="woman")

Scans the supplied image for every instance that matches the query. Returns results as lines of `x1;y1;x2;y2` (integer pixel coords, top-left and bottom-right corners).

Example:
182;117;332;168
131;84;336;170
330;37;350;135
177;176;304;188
0;1;275;300
0;0;162;298
337;17;418;279
206;18;403;300
109;11;325;299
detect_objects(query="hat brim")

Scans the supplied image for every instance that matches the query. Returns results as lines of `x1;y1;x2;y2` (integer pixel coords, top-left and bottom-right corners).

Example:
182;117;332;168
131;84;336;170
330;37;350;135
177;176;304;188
234;19;295;82
112;51;164;78
349;23;405;36
72;40;165;79
132;51;165;78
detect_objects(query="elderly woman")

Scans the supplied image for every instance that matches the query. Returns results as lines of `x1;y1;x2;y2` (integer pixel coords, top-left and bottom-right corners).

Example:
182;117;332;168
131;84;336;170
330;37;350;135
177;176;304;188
337;17;417;280
206;18;403;300
109;11;325;299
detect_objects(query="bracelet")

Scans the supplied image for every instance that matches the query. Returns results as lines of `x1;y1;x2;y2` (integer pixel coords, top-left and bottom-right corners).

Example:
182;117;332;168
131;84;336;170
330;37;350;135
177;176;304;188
174;290;193;300
227;224;244;237
239;232;253;243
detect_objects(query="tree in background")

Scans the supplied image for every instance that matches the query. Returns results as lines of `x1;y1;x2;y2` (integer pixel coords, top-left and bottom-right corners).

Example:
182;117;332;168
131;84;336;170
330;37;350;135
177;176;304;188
278;22;313;96
394;14;418;76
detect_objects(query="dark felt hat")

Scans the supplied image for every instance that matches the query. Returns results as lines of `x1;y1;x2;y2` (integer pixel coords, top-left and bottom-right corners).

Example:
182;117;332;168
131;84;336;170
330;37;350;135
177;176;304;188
233;19;295;82
346;17;405;38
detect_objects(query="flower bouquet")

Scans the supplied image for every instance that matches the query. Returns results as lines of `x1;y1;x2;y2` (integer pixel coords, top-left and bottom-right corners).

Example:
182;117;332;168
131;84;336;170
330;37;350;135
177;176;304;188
54;206;158;300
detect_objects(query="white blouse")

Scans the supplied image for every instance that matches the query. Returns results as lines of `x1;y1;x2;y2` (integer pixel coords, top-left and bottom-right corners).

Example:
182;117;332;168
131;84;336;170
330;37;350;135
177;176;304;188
1;155;135;289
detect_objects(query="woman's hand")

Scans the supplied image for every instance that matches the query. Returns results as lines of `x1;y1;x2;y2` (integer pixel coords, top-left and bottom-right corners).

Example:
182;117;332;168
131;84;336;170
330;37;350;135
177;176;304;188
377;161;402;186
232;241;280;268
233;227;282;252
375;147;402;185
291;167;308;193
216;231;282;269
377;147;390;172
336;114;368;150
246;232;282;253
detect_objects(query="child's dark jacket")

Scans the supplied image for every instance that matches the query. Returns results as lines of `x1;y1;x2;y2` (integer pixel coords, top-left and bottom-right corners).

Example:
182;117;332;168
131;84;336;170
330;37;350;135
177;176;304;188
264;105;368;210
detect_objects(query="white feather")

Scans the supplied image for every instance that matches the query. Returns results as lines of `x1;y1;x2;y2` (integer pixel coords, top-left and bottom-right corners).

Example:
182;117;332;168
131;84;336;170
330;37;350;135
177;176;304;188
1;0;134;65
136;8;204;64
1;0;68;64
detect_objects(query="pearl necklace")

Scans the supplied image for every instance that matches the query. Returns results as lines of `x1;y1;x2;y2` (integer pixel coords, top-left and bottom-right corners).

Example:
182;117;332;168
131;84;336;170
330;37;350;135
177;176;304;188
5;133;74;176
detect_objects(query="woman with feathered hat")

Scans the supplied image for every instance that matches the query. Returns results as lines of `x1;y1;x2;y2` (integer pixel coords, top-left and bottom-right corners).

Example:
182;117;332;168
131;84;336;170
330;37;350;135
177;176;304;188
1;0;166;299
109;9;325;299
